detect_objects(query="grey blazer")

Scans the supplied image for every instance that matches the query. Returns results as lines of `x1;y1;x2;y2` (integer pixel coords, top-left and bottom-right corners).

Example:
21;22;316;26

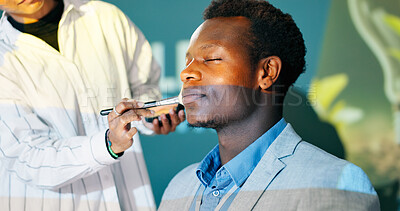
159;124;380;211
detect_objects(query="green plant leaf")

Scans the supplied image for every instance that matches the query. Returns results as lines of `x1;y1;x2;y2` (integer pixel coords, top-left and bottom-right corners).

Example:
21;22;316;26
384;13;400;37
388;48;400;61
308;74;348;112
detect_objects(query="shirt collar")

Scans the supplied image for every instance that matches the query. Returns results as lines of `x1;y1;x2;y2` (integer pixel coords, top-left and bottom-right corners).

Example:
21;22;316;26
196;145;221;187
196;118;287;187
0;12;21;45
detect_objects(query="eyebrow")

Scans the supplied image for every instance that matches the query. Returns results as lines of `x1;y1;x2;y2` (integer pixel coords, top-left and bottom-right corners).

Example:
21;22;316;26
186;43;223;58
199;43;223;50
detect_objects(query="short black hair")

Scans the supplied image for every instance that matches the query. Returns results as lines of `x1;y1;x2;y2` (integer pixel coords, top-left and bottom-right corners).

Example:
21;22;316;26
203;0;306;92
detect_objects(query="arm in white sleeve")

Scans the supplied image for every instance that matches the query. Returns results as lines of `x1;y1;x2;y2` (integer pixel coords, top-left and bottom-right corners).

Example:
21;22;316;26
0;75;118;190
126;20;162;102
111;7;162;135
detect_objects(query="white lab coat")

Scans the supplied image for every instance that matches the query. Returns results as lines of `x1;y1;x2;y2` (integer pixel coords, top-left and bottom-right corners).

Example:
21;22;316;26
0;0;160;210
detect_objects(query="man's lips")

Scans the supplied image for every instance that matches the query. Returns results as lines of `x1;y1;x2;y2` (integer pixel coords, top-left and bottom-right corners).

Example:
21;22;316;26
182;93;206;105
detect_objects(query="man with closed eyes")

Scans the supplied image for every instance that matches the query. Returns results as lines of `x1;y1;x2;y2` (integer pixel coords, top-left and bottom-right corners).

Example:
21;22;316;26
159;0;380;210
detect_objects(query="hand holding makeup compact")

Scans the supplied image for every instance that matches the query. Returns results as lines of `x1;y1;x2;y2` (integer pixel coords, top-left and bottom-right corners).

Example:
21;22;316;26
142;102;185;134
144;103;185;125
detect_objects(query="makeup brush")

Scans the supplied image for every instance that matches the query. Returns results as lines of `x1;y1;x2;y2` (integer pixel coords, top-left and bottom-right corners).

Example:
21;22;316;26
100;89;183;116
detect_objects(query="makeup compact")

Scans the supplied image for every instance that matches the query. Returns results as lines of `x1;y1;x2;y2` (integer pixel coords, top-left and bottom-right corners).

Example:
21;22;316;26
144;103;185;125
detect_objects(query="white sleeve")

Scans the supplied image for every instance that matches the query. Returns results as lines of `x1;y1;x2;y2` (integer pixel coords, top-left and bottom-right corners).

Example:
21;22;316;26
113;7;162;135
119;9;161;102
0;74;118;190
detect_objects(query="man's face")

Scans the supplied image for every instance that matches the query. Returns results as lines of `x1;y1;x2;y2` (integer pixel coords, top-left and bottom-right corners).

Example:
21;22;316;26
0;0;45;15
181;17;260;128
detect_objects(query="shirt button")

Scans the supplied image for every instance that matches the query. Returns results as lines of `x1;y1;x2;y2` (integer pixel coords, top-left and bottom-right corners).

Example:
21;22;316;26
212;190;220;197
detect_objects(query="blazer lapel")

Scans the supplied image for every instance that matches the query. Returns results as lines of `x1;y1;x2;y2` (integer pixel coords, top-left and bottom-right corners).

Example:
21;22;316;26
228;124;302;211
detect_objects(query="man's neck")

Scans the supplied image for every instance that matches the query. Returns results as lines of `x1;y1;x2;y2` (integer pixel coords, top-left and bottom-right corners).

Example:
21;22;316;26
8;0;58;24
216;105;283;166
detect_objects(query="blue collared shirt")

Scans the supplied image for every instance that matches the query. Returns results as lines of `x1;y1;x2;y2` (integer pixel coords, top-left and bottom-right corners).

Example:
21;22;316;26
194;119;287;210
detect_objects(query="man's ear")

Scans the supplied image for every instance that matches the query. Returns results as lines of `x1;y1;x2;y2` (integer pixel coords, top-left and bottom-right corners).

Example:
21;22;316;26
257;56;282;92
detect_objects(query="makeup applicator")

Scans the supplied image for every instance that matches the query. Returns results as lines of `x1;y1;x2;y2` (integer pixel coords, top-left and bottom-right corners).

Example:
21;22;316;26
100;88;183;116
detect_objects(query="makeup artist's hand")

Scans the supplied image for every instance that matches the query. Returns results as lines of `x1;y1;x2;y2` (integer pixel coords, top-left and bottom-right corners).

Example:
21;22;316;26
142;109;186;135
107;99;154;153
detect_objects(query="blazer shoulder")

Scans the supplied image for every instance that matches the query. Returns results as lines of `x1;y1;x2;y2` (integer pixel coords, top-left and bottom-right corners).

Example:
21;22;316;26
337;162;377;195
281;141;375;194
294;140;348;167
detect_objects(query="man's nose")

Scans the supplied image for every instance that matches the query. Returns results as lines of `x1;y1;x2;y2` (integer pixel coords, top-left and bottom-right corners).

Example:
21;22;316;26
180;60;201;83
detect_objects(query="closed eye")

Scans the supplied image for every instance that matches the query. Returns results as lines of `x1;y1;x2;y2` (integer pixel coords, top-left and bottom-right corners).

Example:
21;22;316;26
204;58;222;62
